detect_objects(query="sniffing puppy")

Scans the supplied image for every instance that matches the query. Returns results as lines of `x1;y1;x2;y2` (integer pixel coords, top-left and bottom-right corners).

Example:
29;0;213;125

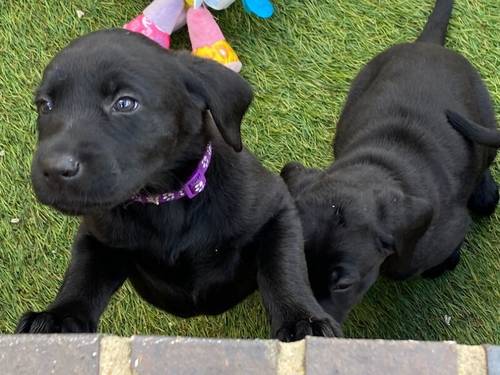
16;29;340;340
281;0;498;324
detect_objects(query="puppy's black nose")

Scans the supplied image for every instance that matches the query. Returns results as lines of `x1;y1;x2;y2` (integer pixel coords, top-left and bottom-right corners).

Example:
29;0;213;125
42;154;81;181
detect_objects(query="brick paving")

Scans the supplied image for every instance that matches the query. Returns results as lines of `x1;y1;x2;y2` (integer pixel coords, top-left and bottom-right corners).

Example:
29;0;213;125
486;345;500;375
0;335;497;375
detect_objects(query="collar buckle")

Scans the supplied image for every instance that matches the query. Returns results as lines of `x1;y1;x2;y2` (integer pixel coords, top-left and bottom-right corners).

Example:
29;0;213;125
184;171;207;199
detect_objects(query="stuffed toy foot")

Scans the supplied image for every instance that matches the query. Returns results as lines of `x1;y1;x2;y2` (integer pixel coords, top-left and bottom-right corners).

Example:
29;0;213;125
187;6;242;72
200;0;237;10
123;0;185;48
242;0;274;18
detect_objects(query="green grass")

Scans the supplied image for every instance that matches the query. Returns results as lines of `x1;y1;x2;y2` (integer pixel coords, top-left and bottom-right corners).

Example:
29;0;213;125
0;0;499;344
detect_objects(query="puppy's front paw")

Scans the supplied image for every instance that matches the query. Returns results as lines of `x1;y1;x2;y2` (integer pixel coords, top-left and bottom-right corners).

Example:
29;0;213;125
275;316;342;342
15;311;96;333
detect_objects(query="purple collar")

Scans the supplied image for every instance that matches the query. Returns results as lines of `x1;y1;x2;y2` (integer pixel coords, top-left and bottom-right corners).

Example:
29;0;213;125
130;143;213;205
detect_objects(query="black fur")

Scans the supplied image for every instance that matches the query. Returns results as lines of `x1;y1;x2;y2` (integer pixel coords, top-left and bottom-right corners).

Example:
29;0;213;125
16;29;340;340
281;0;498;325
421;247;461;279
446;110;500;148
467;170;499;216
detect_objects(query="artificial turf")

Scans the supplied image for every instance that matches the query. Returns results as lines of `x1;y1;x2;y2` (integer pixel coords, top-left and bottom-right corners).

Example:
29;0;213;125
0;0;498;344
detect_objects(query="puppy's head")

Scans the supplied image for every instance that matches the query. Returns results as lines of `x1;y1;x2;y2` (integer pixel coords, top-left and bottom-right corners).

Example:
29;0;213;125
31;29;252;215
282;163;432;322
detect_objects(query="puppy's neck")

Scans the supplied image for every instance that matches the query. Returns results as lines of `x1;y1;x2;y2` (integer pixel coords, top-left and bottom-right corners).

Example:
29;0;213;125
166;137;210;191
147;114;238;196
142;134;240;202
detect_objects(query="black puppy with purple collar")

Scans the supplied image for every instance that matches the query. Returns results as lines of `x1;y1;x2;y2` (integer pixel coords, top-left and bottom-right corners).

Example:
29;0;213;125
282;0;498;325
15;29;340;340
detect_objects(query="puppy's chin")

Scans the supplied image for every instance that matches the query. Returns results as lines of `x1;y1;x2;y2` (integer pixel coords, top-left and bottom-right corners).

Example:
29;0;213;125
36;195;127;216
32;181;138;216
51;200;120;216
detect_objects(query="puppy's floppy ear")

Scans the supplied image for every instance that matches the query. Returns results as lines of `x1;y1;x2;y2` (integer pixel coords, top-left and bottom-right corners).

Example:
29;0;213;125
374;229;395;257
377;189;433;256
177;53;253;152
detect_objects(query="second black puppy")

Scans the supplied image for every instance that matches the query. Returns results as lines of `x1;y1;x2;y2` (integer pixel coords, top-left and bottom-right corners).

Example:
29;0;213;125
15;30;339;340
282;0;498;324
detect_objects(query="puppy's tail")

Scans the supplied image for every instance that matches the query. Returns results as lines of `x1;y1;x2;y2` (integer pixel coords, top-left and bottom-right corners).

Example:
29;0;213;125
446;110;500;148
416;0;454;45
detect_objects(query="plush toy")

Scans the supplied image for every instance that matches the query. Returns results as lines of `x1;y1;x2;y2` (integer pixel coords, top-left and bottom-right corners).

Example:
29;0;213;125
202;0;274;18
123;0;274;73
240;0;274;18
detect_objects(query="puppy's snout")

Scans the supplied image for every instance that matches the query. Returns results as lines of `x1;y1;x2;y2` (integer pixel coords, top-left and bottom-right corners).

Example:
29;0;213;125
41;154;81;182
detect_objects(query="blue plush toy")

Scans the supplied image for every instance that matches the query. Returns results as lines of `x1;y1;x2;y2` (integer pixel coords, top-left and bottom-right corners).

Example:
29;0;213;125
241;0;274;18
194;0;274;18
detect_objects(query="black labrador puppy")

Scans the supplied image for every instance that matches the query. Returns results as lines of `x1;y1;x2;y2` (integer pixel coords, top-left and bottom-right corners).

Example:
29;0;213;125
16;29;340;340
281;0;498;325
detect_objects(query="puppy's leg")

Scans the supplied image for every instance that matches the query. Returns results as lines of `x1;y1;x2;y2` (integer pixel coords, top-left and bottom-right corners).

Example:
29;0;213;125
256;201;342;341
16;231;129;333
468;170;499;216
422;245;461;279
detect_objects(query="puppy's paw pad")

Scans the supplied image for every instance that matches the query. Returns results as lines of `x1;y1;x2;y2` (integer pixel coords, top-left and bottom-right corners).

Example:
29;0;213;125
15;311;94;333
309;317;343;337
276;316;342;342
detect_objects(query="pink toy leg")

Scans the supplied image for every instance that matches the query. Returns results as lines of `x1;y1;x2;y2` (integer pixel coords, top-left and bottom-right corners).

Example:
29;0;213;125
187;6;242;72
123;0;185;49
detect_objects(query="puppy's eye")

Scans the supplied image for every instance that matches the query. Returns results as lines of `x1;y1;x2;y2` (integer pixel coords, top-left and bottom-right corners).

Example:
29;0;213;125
37;99;54;114
113;96;139;113
330;271;357;292
333;281;352;291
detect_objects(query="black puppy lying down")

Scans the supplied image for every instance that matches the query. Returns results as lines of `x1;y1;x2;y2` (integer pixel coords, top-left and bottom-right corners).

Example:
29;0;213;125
282;0;498;324
16;30;339;340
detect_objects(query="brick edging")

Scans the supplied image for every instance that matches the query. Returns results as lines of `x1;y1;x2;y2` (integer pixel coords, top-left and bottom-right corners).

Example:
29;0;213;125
100;336;130;375
0;335;498;375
